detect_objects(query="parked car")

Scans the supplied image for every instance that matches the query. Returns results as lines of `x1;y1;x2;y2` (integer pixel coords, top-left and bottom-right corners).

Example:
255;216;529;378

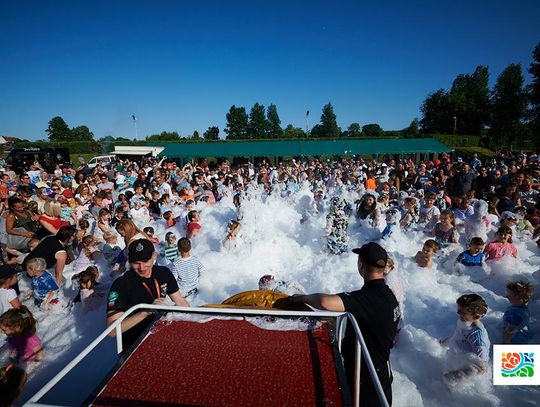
87;154;116;169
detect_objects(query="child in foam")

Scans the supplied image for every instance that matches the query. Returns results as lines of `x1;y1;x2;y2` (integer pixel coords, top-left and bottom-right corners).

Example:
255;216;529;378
415;239;440;269
484;226;517;261
456;237;485;266
72;235;100;270
440;294;490;382
0;364;27;407
25;257;59;311
72;266;103;312
503;280;532;344
0;306;44;369
419;192;440;232
432;209;459;248
0;265;21;316
355;192;381;228
171;238;204;300
381;208;401;239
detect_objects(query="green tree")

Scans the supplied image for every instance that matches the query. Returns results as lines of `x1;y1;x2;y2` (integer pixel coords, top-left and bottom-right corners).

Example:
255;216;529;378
448;66;491;135
528;43;540;147
420;89;452;133
362;123;384;137
346;122;362;137
247;103;268;139
46;116;71;141
203;126;220;140
311;102;340;137
403;118;420;137
146;131;181;142
489;63;528;147
266;104;283;138
225;105;248;140
283;124;306;138
71;125;94;141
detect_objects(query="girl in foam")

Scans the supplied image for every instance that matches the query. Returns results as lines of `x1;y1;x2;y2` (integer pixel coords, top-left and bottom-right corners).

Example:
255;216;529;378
0;306;44;369
72;235;101;270
484;226;517;261
355;192;381;229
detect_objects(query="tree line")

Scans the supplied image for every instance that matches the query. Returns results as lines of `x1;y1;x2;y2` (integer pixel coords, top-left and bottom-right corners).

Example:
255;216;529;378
420;42;540;148
38;41;540;148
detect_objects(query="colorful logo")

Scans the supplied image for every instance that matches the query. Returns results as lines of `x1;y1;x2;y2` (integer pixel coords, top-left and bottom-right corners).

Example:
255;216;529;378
501;352;534;378
494;345;540;385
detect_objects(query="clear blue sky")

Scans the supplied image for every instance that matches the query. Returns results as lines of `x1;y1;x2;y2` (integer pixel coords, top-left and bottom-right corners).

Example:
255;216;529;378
1;0;539;140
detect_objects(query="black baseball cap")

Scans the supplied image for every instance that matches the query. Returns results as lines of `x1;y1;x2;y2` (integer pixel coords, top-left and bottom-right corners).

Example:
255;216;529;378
0;265;17;280
352;242;388;269
128;239;155;262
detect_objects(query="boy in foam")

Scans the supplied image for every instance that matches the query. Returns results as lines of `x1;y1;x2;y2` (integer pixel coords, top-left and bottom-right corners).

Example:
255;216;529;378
415;239;440;268
440;294;490;382
503;280;532;344
25;257;59;311
171;238;204;300
456;237;485;267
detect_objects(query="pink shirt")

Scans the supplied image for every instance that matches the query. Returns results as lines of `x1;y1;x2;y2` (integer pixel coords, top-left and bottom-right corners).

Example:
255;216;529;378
8;332;42;365
485;241;517;260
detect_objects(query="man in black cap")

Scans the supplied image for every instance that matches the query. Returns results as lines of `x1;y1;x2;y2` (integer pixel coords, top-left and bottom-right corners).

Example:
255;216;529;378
106;239;189;351
290;242;400;406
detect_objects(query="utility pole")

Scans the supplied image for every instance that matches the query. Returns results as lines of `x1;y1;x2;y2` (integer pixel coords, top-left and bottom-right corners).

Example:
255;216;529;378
132;115;138;140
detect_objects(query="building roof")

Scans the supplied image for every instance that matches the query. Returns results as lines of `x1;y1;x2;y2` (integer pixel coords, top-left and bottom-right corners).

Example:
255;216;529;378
157;138;451;158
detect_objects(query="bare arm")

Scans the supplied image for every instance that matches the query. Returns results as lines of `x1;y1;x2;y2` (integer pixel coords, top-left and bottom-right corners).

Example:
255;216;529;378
291;293;345;312
169;291;190;307
107;310;153;337
54;251;68;284
6;213;33;238
9;296;22;309
40;218;59;235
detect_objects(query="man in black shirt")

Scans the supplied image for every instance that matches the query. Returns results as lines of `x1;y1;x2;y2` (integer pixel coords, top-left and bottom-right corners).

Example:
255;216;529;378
106;239;189;351
291;242;400;406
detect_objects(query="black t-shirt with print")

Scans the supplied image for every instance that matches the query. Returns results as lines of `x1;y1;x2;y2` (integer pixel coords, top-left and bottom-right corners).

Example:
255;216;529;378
106;265;179;350
338;279;400;406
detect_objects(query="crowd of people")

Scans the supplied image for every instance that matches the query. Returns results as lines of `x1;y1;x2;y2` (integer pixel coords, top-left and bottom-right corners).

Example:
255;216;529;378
0;150;538;405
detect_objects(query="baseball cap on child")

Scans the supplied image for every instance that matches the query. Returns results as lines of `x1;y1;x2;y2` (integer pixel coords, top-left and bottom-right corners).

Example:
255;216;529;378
352;242;388;268
128;239;155;262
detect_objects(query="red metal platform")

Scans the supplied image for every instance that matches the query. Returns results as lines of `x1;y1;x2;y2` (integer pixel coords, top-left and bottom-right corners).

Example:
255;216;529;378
92;318;345;406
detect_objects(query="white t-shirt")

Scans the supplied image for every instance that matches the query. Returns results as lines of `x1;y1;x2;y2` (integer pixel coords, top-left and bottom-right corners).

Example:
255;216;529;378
0;287;17;315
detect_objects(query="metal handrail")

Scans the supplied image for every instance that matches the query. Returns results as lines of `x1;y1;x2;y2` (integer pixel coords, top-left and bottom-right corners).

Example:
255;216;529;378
26;304;389;407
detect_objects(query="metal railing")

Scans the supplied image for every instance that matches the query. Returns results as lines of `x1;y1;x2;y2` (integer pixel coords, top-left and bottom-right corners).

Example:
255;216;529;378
26;304;389;407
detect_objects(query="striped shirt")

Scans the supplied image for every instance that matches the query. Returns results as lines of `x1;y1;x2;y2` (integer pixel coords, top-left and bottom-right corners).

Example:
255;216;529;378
162;245;179;263
171;255;204;294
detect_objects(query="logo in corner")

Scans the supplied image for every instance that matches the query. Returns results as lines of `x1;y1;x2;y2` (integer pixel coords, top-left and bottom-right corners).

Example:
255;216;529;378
493;345;540;386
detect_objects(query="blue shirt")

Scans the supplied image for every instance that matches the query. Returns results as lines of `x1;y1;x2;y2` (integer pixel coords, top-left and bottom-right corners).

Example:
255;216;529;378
31;271;59;304
503;305;530;344
456;250;484;267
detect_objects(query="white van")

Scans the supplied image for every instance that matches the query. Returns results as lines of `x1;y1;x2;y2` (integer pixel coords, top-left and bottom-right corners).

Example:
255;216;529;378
87;155;116;169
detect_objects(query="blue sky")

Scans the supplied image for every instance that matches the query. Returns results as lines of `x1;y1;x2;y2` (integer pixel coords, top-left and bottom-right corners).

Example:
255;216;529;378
1;0;539;140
